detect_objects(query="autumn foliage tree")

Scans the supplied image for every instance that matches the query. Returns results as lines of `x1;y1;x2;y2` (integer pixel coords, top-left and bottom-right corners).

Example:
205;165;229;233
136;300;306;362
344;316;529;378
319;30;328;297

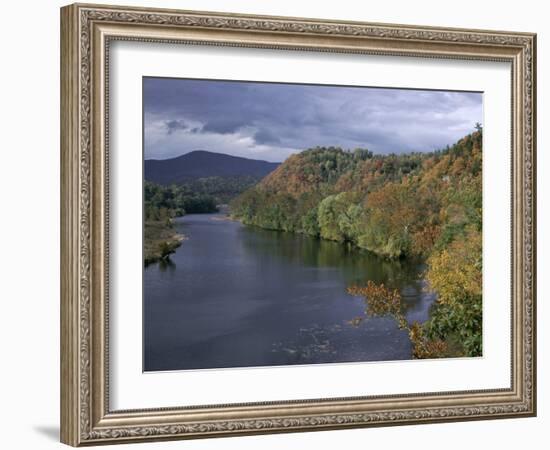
347;281;449;359
424;226;482;356
231;128;483;357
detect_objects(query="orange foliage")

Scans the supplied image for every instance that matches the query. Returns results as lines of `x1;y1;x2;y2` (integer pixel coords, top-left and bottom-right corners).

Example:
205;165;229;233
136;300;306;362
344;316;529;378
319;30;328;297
347;281;448;359
347;281;403;320
411;224;441;255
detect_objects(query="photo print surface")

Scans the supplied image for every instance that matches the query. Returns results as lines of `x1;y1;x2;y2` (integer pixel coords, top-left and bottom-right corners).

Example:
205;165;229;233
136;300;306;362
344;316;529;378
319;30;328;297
142;77;483;372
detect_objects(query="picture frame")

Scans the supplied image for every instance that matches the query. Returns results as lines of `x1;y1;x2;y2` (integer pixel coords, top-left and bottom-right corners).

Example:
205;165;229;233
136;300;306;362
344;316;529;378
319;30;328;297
60;2;536;446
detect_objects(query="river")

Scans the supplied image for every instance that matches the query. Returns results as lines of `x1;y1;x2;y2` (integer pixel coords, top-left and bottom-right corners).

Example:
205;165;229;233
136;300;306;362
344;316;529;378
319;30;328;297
144;213;436;371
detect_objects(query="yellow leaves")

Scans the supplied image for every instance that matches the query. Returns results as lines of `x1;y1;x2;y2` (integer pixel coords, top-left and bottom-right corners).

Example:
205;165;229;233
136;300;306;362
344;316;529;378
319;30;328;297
347;281;448;359
408;322;448;359
347;281;402;318
348;227;482;359
426;227;482;305
451;157;466;176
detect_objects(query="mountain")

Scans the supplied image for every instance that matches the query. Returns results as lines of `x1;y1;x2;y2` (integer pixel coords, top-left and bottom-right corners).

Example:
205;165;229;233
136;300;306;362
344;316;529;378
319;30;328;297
144;150;280;185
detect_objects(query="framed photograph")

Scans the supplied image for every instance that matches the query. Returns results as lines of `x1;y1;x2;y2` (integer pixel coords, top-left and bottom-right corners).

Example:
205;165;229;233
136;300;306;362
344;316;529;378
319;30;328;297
60;3;536;446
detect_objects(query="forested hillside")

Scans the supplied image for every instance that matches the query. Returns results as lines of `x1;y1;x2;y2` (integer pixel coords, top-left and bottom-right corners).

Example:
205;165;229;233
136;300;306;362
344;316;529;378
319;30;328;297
231;128;483;358
231;130;481;259
145;150;280;185
143;155;280;265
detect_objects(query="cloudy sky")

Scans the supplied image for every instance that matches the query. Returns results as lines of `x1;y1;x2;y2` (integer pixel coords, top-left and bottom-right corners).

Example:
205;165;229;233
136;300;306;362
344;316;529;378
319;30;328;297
144;77;482;162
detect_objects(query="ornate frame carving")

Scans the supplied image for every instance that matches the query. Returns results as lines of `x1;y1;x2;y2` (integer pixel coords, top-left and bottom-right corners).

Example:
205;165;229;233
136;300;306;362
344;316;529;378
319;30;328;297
60;3;536;446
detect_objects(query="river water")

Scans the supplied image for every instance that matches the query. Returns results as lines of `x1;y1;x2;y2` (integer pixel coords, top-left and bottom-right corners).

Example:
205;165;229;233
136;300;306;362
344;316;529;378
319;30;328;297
144;213;435;371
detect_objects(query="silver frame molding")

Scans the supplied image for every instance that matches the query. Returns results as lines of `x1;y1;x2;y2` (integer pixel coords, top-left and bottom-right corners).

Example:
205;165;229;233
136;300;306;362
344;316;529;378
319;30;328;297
60;3;536;446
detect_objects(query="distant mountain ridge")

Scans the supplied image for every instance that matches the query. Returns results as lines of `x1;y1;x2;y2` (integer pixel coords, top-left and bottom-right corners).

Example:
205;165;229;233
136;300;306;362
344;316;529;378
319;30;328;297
145;150;280;185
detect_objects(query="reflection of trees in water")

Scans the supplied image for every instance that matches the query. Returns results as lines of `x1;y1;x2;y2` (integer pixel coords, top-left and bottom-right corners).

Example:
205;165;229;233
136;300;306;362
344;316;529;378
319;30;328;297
238;225;422;288
240;223;436;321
238;225;443;359
157;257;176;272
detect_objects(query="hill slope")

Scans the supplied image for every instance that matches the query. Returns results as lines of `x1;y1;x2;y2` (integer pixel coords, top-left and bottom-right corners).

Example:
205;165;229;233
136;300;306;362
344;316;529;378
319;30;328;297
145;150;280;185
231;131;482;259
230;130;483;359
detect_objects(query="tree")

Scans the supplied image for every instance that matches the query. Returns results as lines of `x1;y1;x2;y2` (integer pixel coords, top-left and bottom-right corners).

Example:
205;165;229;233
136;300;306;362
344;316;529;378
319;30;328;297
229;129;483;358
318;192;360;242
425;226;482;356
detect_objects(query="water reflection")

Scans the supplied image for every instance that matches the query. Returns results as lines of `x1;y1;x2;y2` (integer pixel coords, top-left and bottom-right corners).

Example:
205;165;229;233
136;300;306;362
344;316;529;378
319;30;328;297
239;226;425;284
157;257;176;272
144;213;436;371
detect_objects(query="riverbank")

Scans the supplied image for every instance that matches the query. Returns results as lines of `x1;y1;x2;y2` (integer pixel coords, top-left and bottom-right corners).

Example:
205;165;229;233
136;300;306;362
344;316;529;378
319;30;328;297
144;213;433;370
230;214;480;359
144;219;186;266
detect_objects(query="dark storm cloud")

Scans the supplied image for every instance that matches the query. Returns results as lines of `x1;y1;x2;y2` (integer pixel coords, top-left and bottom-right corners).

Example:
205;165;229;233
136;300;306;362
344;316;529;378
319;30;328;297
144;77;482;161
165;119;189;134
254;128;281;145
202;117;245;134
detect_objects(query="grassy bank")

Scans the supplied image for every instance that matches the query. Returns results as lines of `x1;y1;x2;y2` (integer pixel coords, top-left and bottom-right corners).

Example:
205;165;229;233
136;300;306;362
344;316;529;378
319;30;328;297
144;220;185;266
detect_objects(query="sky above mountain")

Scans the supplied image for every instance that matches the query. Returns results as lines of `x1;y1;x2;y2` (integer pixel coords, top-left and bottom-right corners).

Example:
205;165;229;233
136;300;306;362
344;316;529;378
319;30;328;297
144;77;482;162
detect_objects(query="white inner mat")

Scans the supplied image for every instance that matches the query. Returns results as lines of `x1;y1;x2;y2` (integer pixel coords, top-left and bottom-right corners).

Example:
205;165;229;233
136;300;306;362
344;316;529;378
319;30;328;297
109;41;511;411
